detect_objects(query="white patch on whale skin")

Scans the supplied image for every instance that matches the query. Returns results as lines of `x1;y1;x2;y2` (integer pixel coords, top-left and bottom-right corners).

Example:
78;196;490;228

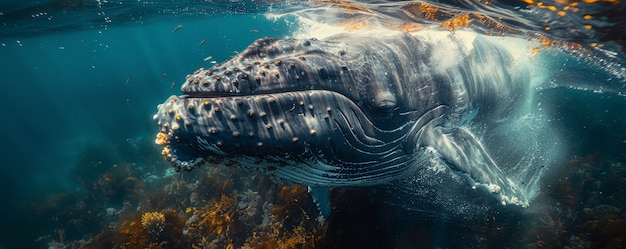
412;30;477;71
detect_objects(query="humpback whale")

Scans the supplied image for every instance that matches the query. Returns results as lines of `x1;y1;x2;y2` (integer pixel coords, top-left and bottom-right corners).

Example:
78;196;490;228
153;30;592;210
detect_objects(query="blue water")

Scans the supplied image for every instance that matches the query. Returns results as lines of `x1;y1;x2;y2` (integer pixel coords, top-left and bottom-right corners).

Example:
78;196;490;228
0;13;291;245
1;0;626;248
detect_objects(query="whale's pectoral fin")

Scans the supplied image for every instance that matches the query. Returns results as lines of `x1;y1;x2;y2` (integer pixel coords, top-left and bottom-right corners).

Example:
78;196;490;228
308;186;331;220
422;126;528;207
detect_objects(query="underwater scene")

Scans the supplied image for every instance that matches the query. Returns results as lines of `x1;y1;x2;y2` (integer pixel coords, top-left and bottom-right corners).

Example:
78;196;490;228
1;0;626;248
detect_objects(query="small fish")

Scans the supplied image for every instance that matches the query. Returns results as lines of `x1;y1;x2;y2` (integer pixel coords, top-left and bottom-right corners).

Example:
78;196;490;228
210;60;217;64
203;55;213;61
125;77;132;84
250;29;259;33
171;80;176;88
199;39;206;46
161;73;167;79
172;24;183;32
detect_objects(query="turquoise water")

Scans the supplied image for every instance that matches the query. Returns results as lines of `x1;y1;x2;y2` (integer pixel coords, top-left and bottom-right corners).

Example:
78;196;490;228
0;13;292;246
1;13;290;194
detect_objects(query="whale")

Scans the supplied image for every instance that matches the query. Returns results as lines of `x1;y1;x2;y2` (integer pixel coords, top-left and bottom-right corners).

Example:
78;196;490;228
153;30;607;212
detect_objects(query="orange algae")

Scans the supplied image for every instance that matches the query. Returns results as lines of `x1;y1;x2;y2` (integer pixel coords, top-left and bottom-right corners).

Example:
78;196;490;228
532;47;541;54
141;211;166;239
242;220;318;249
531;35;586;51
13;141;328;249
393;22;423;32
401;2;448;22
400;2;521;36
518;0;621;26
315;0;373;14
193;195;240;236
581;0;620;3
539;37;553;46
242;185;322;249
343;19;370;30
88;210;188;249
83;168;323;249
440;14;471;33
181;183;322;248
418;2;440;20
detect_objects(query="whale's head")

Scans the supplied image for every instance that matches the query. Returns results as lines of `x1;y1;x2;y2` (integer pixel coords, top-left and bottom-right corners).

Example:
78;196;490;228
154;35;459;186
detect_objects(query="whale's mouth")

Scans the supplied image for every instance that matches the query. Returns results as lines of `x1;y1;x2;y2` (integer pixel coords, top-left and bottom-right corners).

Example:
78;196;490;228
156;90;406;164
153;89;444;185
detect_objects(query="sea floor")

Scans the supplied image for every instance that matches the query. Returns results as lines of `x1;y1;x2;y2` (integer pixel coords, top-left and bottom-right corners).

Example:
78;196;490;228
5;151;624;249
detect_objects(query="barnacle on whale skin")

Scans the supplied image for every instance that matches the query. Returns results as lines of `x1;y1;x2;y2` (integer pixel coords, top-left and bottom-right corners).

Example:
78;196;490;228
155;132;169;145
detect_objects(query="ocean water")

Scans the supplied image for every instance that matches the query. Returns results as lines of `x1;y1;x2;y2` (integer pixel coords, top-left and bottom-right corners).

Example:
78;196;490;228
0;4;293;246
1;0;625;248
0;10;291;198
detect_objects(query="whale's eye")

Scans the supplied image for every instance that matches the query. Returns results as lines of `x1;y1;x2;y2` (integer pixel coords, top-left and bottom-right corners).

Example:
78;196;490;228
372;91;397;112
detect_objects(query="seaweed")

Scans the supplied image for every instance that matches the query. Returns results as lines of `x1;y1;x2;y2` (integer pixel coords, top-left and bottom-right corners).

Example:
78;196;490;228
16;139;626;249
89;210;189;249
241;185;322;249
184;194;242;247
